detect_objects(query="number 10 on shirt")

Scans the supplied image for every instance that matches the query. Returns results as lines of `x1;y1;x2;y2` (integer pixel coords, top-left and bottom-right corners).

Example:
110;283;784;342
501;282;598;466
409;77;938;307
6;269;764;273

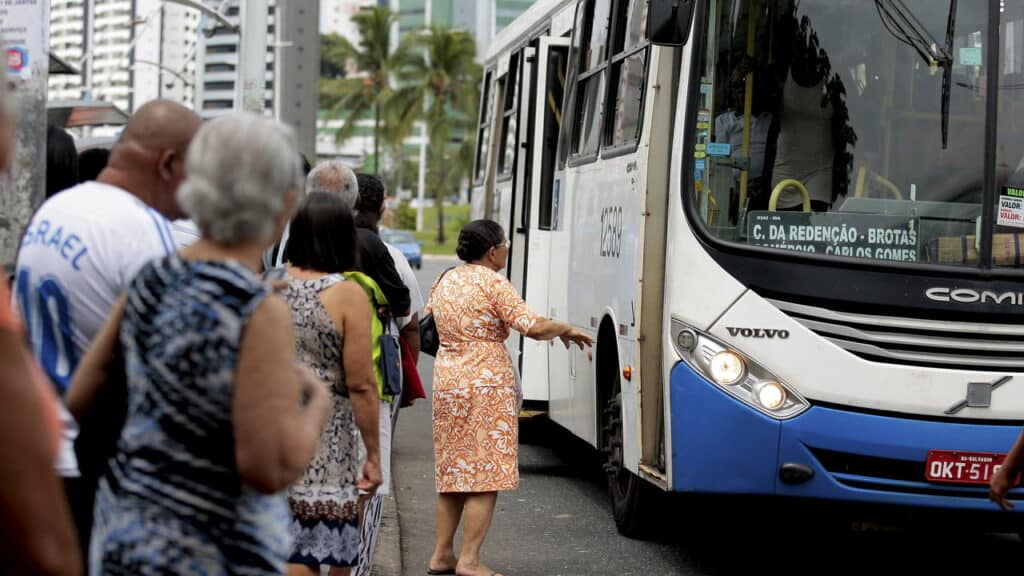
15;267;79;393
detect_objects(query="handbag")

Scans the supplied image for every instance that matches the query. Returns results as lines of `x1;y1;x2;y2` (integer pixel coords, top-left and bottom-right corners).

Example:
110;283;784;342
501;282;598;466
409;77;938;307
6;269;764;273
399;338;426;407
419;267;455;357
380;319;402;397
419;312;441;357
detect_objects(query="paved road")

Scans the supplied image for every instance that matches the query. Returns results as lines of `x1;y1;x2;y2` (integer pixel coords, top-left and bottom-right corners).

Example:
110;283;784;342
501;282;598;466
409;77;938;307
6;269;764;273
394;257;1019;576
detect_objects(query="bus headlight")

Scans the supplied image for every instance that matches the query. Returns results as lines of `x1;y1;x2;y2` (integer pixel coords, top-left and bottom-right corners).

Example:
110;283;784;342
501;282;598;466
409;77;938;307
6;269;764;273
709;351;745;385
756;381;786;410
671;318;808;420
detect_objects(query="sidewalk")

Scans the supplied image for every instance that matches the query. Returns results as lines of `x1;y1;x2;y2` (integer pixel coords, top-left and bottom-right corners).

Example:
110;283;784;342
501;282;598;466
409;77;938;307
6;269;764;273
422;254;457;261
371;482;403;576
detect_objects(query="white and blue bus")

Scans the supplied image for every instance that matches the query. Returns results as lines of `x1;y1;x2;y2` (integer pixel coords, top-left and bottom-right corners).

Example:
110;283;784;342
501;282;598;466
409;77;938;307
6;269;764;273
472;0;1024;535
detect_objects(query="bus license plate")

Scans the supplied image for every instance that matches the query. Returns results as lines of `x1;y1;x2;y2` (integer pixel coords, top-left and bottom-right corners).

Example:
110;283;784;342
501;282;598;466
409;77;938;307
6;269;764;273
925;450;1006;485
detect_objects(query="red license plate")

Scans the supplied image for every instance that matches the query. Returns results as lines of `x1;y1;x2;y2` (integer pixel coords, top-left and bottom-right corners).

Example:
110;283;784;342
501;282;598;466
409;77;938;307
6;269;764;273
925;450;1006;485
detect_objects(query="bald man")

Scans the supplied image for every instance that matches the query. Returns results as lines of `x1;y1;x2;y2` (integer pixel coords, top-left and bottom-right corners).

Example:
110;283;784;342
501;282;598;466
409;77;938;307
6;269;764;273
15;99;200;391
12;99;201;565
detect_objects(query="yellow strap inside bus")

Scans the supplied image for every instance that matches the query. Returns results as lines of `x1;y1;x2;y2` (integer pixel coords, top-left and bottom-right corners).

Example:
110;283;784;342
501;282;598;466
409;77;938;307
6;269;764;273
739;0;757;220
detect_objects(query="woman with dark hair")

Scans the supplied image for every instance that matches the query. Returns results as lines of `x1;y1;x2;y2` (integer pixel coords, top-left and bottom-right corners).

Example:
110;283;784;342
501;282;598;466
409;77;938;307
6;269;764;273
427;220;592;576
281;191;383;576
46;125;78;198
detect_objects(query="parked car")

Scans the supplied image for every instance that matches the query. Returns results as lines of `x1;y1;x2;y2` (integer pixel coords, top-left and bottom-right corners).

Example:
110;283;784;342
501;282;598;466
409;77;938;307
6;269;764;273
381;228;423;269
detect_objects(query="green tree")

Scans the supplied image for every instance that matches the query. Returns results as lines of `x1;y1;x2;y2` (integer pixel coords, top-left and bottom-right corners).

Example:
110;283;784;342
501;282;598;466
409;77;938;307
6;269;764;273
399;26;481;244
319;33;349;80
319;7;415;174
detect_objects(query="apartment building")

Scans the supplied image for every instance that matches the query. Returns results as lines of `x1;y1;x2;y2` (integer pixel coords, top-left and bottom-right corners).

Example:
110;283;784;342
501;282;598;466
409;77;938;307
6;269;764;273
47;0;201;112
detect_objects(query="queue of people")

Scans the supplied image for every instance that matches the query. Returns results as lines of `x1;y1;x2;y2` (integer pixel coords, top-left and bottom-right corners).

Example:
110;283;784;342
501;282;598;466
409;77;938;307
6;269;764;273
0;55;600;575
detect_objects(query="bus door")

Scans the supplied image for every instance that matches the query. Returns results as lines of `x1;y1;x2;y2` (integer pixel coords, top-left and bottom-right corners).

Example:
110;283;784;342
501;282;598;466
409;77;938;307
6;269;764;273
507;46;535;300
499;46;533;398
514;37;571;403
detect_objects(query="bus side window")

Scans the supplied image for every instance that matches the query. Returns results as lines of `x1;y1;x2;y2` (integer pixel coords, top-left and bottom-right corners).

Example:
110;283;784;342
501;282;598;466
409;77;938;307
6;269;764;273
571;0;613;160
474;69;496;185
558;4;586;170
605;0;650;150
541;47;569;230
498;53;522;178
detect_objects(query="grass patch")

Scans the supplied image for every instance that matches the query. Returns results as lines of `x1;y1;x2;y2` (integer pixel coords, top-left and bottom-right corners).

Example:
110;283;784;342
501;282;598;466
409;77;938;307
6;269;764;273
397;204;469;256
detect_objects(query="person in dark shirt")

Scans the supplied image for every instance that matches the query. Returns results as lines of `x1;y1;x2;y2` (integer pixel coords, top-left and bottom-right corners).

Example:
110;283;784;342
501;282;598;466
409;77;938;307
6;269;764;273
351;172;410;316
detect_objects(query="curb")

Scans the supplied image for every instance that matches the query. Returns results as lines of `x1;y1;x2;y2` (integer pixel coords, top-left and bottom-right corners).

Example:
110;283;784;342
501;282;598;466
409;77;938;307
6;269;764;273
371;478;403;576
421;254;458;261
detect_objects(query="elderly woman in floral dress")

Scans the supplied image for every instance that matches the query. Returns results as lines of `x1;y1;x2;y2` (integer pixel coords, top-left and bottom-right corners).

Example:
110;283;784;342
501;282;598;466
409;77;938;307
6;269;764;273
426;220;592;576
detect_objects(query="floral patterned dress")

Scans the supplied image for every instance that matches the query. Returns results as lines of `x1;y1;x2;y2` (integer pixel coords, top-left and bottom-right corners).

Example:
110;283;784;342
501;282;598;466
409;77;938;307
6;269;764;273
282;274;364;568
428;264;540;493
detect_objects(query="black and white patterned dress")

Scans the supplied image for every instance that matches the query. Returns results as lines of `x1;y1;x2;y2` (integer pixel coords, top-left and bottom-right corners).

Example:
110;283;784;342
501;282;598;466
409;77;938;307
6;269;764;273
90;255;291;576
283;273;365;568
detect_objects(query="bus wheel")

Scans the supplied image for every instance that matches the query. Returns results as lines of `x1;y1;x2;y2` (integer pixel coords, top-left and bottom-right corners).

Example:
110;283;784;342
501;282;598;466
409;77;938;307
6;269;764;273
601;392;656;538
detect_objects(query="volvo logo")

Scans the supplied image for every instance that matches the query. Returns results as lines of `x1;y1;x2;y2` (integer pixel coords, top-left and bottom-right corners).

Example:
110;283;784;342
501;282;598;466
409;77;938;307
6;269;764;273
945;376;1013;415
726;327;790;339
926;287;1024;306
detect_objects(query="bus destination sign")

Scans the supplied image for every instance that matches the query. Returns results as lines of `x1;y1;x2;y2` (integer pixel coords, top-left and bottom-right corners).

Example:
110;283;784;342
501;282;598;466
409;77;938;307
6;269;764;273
747;212;920;262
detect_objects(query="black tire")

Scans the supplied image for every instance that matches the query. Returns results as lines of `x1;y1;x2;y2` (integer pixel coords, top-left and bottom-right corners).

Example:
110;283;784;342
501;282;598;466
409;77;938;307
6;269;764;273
600;367;660;538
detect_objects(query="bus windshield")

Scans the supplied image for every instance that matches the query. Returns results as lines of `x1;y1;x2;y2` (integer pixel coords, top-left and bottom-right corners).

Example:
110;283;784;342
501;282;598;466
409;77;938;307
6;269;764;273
691;0;1024;268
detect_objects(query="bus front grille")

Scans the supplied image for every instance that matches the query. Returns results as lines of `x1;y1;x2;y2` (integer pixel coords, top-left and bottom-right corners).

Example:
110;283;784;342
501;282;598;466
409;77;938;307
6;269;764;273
808;447;1010;499
769;299;1024;372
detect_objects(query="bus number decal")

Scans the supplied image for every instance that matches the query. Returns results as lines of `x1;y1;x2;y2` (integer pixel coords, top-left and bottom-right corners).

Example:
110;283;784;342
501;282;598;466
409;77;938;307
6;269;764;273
600;206;623;258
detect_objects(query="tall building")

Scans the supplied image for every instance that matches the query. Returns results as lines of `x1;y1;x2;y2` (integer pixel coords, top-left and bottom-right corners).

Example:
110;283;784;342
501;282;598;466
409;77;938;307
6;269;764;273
193;1;275;117
321;0;376;38
493;0;534;34
159;4;203;106
47;0;201;112
48;0;88;102
194;0;319;159
390;0;536;60
394;0;474;35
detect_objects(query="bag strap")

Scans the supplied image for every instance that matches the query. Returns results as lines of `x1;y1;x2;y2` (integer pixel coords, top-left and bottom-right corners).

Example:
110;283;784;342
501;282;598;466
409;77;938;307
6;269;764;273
433;266;456;291
425;267;457;319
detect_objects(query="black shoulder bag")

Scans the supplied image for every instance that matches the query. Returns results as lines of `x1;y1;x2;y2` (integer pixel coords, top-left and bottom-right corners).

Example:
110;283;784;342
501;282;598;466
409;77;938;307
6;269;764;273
419;267;455;357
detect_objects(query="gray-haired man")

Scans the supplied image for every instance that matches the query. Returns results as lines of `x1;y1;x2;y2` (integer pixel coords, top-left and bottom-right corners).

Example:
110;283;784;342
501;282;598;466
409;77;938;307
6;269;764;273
274;161;410;316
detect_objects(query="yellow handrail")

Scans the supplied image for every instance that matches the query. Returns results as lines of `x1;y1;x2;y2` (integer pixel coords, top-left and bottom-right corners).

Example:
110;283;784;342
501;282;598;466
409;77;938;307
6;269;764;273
769;179;811;212
854;166;903;200
738;0;758;220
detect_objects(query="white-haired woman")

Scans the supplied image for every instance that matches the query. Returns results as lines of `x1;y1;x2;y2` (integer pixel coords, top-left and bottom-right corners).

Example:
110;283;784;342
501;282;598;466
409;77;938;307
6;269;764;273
67;112;331;575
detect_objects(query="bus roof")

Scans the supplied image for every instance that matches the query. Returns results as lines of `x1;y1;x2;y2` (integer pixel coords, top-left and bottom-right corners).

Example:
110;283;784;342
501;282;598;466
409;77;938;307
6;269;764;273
485;0;576;64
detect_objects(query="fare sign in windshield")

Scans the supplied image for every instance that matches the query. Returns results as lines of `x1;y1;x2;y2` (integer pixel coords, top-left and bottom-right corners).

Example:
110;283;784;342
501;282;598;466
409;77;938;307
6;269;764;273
747;212;920;262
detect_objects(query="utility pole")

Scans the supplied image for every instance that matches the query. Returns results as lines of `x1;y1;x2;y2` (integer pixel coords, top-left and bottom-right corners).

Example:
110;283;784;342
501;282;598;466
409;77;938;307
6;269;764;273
0;0;50;268
415;0;431;232
275;0;318;160
239;0;269;114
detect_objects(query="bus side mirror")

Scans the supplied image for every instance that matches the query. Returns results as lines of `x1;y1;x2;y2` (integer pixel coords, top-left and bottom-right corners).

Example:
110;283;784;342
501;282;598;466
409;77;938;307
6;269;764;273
648;0;695;47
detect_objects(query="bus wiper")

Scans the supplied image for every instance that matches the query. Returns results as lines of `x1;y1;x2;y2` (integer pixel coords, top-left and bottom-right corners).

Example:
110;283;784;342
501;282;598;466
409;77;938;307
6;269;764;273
875;0;953;67
875;0;956;149
940;0;957;149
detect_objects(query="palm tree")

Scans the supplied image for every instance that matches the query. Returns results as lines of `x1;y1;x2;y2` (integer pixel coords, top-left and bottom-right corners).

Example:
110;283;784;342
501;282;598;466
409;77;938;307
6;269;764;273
319;7;414;173
378;80;422;196
399;26;481;243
